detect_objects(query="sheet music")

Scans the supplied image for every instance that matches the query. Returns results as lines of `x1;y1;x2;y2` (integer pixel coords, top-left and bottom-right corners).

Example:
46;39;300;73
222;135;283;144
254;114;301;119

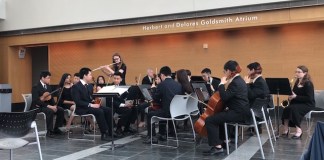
97;85;129;95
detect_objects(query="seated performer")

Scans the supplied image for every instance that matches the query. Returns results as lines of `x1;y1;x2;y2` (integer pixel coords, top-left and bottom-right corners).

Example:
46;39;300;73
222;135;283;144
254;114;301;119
143;66;182;144
142;68;155;85
31;71;65;138
281;65;315;139
71;67;115;141
201;68;220;96
244;62;270;134
106;72;137;136
203;60;250;155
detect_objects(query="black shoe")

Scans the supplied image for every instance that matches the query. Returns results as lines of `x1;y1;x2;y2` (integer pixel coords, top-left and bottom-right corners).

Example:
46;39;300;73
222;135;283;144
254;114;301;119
291;133;303;139
221;142;230;149
46;131;55;138
143;137;158;144
53;128;64;135
203;147;224;156
123;127;137;134
101;133;110;141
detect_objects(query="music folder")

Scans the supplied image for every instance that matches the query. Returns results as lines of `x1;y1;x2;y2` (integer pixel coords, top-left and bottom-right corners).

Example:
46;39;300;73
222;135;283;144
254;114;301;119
93;85;129;97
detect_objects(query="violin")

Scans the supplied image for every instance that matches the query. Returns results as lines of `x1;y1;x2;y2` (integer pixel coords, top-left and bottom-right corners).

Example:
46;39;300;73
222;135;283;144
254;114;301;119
91;77;102;105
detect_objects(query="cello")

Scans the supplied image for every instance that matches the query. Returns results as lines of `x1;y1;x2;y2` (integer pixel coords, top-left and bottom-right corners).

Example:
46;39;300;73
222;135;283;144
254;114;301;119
194;69;240;137
194;90;224;137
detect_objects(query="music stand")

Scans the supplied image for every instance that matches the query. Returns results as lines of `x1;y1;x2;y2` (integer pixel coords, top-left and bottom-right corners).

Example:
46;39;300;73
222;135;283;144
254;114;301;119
93;85;129;150
265;78;292;137
192;83;210;101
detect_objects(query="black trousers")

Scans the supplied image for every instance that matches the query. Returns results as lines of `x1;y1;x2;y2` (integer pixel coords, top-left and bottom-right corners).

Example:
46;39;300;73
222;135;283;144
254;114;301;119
115;107;137;130
282;103;313;128
86;106;113;134
146;109;170;137
39;106;64;132
205;110;245;146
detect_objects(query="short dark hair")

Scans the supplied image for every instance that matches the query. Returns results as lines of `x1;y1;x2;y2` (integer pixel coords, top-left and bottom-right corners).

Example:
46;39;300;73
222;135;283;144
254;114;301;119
247;62;262;74
39;71;51;80
79;67;91;79
159;66;172;76
74;73;80;78
114;72;122;78
186;69;192;76
201;68;211;74
224;60;241;73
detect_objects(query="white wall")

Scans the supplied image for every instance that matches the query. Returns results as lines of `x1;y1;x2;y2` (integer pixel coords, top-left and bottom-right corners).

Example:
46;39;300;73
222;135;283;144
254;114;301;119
0;0;5;20
0;0;292;31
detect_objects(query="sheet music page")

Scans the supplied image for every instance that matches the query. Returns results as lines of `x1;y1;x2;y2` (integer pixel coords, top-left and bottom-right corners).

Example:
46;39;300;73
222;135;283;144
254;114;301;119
97;86;129;95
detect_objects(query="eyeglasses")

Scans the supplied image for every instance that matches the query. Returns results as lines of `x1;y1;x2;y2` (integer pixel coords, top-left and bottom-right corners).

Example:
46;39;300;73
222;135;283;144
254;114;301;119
295;71;303;73
113;58;120;61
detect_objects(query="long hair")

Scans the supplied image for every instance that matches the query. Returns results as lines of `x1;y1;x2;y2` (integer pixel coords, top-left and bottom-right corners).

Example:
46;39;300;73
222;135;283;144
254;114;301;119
59;73;71;88
176;69;193;94
96;75;106;84
296;65;312;86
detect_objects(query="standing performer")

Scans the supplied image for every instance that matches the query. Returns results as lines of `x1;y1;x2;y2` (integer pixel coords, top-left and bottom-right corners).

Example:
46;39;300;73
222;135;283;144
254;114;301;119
101;53;127;85
281;65;315;139
203;60;250;155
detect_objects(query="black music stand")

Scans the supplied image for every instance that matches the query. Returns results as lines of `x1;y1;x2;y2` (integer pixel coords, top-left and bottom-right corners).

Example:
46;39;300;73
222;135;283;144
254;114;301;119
93;86;129;150
265;78;292;137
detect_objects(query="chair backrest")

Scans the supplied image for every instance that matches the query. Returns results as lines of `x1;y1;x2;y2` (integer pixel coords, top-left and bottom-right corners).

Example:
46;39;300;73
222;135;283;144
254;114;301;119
314;90;324;109
22;94;32;112
268;95;275;109
170;95;190;118
186;93;199;114
0;109;37;138
250;98;269;119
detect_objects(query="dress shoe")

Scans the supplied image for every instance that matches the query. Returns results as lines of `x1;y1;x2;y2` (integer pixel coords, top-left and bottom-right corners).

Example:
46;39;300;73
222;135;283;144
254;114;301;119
101;133;111;141
46;131;55;138
203;147;224;156
123;127;137;134
53;128;64;135
291;133;303;139
143;137;158;144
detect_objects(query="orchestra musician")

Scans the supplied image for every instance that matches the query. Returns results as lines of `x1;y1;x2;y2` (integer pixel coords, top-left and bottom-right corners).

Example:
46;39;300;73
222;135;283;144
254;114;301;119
201;68;220;96
281;65;315;139
106;72;137;136
203;60;250;155
73;73;80;84
244;62;270;135
176;69;193;94
31;71;65;138
71;67;115;141
58;73;75;111
142;68;155;85
101;53;127;85
96;75;107;91
143;66;182;144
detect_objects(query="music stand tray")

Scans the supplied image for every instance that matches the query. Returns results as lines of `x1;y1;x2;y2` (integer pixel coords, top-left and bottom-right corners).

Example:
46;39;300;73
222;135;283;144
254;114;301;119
265;78;292;137
93;86;130;150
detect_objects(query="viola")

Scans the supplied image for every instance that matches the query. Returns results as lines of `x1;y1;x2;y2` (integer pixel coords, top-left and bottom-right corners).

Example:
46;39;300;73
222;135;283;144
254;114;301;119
40;88;61;102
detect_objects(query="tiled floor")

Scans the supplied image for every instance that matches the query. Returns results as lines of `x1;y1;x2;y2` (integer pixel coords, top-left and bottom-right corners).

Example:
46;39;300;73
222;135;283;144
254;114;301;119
1;115;322;160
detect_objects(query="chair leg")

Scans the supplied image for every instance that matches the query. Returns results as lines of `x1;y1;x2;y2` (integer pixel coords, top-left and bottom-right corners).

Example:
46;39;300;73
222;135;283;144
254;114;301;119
264;120;275;153
10;149;13;160
188;116;196;141
172;120;179;147
252;113;265;159
151;120;153;146
224;123;230;155
241;126;244;141
235;125;238;150
34;124;43;160
268;118;276;142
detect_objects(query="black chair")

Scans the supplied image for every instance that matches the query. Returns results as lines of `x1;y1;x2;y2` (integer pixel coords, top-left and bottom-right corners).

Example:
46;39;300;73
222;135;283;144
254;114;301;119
0;109;43;160
224;98;275;159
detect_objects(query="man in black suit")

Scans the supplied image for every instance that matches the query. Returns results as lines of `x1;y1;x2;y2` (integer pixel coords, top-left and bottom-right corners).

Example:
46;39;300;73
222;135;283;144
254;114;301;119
71;67;114;141
143;66;182;144
142;68;155;85
244;62;270;135
106;72;137;136
203;60;250;155
201;68;220;96
31;71;64;138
